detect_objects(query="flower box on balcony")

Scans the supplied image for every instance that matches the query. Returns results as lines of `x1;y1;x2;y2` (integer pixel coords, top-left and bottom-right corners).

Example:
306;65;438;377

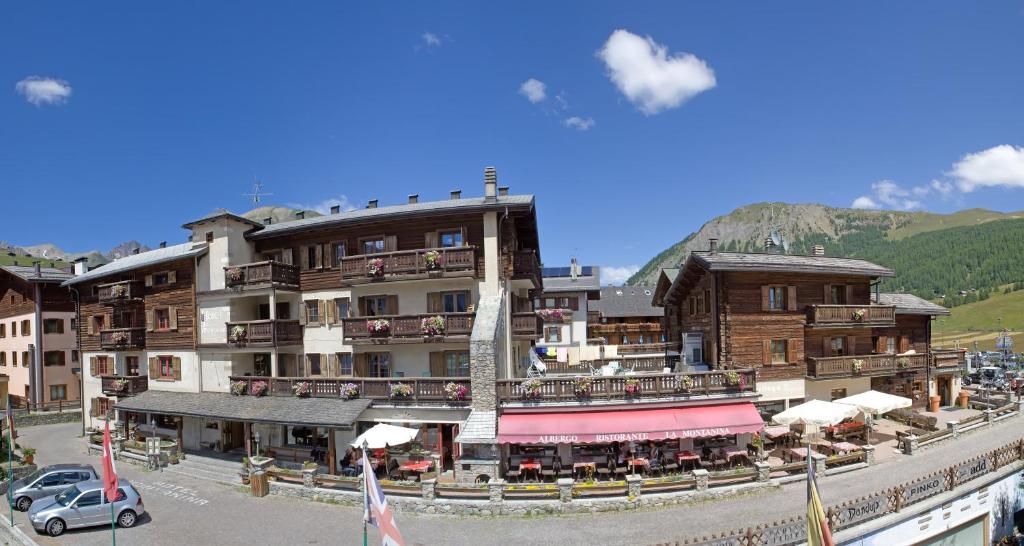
444;382;468;402
536;309;572;323
389;383;414;399
367;319;391;336
367;258;386;278
341;383;360;400
292;381;312;398
421;315;446;337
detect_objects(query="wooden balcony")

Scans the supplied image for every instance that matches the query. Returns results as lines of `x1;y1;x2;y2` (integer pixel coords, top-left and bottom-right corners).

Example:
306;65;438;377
97;280;143;305
224;261;299;289
589;322;662;335
931;349;967;370
99;327;146;350
806;305;896;327
616;342;679;354
806;353;929;379
511;312;539;340
226;320;303;347
341;313;474;344
228;376;472;405
339;247;476;286
534;356;674;376
101;375;149;396
510;250;542;287
496;369;757;404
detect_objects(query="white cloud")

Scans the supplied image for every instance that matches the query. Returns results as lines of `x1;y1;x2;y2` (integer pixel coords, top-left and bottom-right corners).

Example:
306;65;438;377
519;78;546;103
554;92;569;110
851;196;880;210
15;76;72;106
421;32;442;47
930;179;954;196
597;29;716;115
601;265;640;285
288;196;355;215
949;145;1024;192
562;116;595;131
851;180;923;211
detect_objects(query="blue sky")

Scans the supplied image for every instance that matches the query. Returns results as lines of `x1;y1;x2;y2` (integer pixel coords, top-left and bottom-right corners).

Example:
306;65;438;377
3;2;1024;283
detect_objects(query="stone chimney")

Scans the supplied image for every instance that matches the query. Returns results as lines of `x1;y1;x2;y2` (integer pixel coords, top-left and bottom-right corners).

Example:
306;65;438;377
330;205;341;214
263;217;272;225
709;238;719;255
764;237;776;253
498;186;509;197
450;190;461;200
73;257;88;276
408;194;419;204
295;211;305;220
132;248;141;255
367;200;378;209
33;263;41;278
484;167;497;202
159;241;167;249
812;244;825;256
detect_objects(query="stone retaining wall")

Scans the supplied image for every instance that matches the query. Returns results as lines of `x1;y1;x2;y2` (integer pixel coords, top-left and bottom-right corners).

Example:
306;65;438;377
13;410;81;428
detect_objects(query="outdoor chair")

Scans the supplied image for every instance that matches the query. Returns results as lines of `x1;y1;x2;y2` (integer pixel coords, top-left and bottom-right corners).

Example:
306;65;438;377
505;468;522;483
540;466;556;482
663;459;679;475
613;464;628;479
597;461;613;480
386;459;401;480
648;457;664;476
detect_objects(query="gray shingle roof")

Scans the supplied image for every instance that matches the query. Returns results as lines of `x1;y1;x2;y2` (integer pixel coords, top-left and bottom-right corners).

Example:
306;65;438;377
62;242;207;286
690;251;895;277
454;410;496;443
248;195;535;240
114;390;371;429
0;265;72;283
872;292;950;316
591;285;661;318
182;209;263;229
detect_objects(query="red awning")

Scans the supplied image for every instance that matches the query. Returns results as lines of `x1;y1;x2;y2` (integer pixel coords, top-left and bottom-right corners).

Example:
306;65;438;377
497;403;764;444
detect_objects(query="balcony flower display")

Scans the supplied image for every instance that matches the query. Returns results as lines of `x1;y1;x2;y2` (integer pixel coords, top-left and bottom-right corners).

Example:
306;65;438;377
250;380;268;397
340;383;360;400
230;380;248;396
725;371;744;389
110;284;128;298
421;315;446;336
444;382;468;402
367;319;391;335
111;378;130;393
367;258;386;277
519;378;542;399
536;309;571;323
852;308;866;322
675;375;695;393
623;378;642;397
292;381;312;398
226;267;244;283
424;250;443;270
111;330;130;345
573;375;593;398
851;359;864;375
390;382;414;399
896;357;910;369
229;325;248;343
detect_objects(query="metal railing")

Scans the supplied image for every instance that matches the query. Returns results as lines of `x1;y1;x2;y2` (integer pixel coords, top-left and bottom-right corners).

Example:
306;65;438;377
497;369;756;403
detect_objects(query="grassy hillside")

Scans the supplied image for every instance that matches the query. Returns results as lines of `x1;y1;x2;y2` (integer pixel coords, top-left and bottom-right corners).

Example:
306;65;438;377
932;288;1024;351
888;208;1024;240
0;254;67;268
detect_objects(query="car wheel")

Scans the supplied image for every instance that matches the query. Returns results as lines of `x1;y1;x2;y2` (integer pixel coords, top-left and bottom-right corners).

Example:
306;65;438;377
15;496;31;512
45;518;65;537
117;510;137;528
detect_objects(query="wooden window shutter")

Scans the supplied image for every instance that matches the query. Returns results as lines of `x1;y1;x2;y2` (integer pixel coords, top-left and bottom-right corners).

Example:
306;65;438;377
281;248;293;265
149;357;159;378
387;295;399;315
320;353;328;376
459;226;467;246
844;285;853;304
354;354;368;377
845;336;857;355
822;337;832;357
315;244;323;269
90;398;98;418
786;338;799;363
172;357;182;380
899;335;910;354
762;340;771;365
145;274;154;287
322;244;332;269
88;316;96;335
167;270;177;284
89;356;98;377
568;297;579;311
384;235;397;252
145;309;154;332
429;352;445;377
823;284;831;304
425;232;439;249
704;290;712;313
875;335;887;354
427;293;442;313
760;286;770;311
325;300;336;325
299;246;309;271
357;297;367;317
328;353;339;377
302;354;311;377
317;300;326;326
169;306;178;331
299;303;308;326
106;312;114;331
787;286;797;311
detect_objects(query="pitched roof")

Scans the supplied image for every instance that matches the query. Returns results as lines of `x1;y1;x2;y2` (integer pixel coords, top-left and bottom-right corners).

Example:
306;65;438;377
62;242;207;286
690;251;895;278
542;265;600;293
248;195;535;240
591;285;661;318
0;265;72;283
872;292;950;316
455;410;496;444
114;390;371;429
181;209;263;229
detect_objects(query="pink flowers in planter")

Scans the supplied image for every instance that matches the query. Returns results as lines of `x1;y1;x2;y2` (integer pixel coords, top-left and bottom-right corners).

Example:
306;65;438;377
421;315;446;336
111;330;130;345
424;250;444;270
112;378;130;392
623;378;642;397
230;380;248;395
250;380;268;397
444;382;468;402
340;382;360;400
536;308;571;322
367;319;391;335
367;258;386;277
390;383;414;399
519;378;543;399
110;284;128;298
292;381;312;398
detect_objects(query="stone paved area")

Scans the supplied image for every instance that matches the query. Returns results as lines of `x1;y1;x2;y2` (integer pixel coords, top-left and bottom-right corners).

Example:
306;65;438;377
8;418;1024;546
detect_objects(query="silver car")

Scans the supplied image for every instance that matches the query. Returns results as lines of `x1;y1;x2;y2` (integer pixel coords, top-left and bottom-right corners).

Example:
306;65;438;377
28;479;145;537
5;464;97;511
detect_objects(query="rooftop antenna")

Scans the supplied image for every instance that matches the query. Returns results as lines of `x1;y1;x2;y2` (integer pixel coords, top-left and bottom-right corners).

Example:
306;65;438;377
766;203;789;252
243;179;273;207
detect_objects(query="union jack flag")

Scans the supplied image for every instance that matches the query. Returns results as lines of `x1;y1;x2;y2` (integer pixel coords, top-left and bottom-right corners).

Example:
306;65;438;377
363;452;405;546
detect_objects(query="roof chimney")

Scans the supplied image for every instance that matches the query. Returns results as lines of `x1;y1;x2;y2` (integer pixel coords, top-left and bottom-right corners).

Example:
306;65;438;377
263;217;272;225
570;257;580;280
330;205;341;214
408;194;419;204
450;190;461;200
764;237;776;253
812;244;825;256
367;199;378;209
295;211;305;220
73;257;88;276
132;248;141;255
159;241;167;249
484;167;497;202
708;238;719;255
33;263;41;278
498;186;509;197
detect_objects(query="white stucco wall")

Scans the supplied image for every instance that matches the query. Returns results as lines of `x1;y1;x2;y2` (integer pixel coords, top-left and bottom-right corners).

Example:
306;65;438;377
756;378;806;404
804;377;872;402
192;218;256;292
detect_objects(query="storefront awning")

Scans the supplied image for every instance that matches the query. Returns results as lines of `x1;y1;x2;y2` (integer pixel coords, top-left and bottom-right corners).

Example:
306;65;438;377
497;403;764;444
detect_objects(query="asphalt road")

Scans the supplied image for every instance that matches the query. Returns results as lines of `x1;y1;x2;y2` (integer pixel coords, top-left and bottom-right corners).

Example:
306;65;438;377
8;418;1024;545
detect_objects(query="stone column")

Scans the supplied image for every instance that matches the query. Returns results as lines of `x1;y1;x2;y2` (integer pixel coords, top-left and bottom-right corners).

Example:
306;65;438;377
946;421;960;438
693;469;709;491
302;467;318;489
811;452;826;476
487;479;505;503
861;445;875;466
556;478;574;503
754;461;771;481
1016;399;1024;414
903;435;919;455
984;409;995;424
625;474;643;500
421;479;437;501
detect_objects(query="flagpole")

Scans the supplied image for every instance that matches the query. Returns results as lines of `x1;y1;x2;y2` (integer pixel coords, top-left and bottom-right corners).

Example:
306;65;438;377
106;411;116;546
7;394;13;528
362;441;368;546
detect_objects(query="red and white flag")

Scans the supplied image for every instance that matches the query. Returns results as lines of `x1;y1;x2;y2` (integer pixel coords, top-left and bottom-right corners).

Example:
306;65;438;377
363;452;405;546
101;418;119;502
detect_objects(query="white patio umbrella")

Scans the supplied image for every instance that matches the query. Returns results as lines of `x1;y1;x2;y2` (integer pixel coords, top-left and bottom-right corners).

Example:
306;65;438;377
350;423;420;450
771;399;859;427
834;390;912;416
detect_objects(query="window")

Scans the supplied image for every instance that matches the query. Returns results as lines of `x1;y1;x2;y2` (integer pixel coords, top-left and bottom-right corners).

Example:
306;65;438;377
49;385;67;401
71;350;79;363
254;354;271;376
75;491;102;508
334;298;350;320
153;308;169;330
159;356;174;379
125;356;139;376
96;397;112;418
9;322;15;336
70;318;77;331
338;353;353;376
368;353;391;377
153;272;170;285
442;291;469;313
305;300;320;323
830;337;845;357
330;243;346;267
829;388;848;401
43;351;65;366
622;335;630;344
205;231;214;243
767;287;786;310
0;352;5;366
0;323;5;337
92;315;106;332
830;285;847;305
307;354;322;376
439;230;464;248
445;351;470;377
704;289;712;314
153;414;176;428
770;340;787;364
21;351;29;367
887;337;896;354
21;319;30;336
688;297;696;315
95;356;111;376
11;351;16;366
363;296;389;316
362;237;385;255
306;246;319;269
544;326;562;343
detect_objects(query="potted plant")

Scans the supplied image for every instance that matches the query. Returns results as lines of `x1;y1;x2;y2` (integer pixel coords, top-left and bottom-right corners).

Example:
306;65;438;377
231;380;248;396
421;315;446;336
240;457;251;485
22;448;35;465
367;319;391;336
424;250;443;271
897;357;910;369
340;383;360;400
110;283;128;299
250;380;268;397
229;325;248;344
168;453;180;465
623;377;642;397
226;267;244;283
444;382;468;402
111;330;130;346
367;258;386;278
292;381;312;398
111;378;130;392
520;378;543;399
851;359;864;375
852;308;866;322
536;309;570;322
676;375;695;393
725;371;743;388
390;383;414;399
573;375;593;399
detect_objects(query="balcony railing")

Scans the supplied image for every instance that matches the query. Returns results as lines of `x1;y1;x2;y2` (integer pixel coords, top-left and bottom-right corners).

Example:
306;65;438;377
806;353;929;379
511;312;539;339
101;375;149;396
339;247;476;285
341;313;474;344
496;369;757;404
616;342;679;354
228;376;471;404
533;356;674;376
226;319;303;346
99;327;146;350
931;349;967;370
510;250;541;286
224;261;299;288
589;322;663;334
806;305;896;327
97;280;143;305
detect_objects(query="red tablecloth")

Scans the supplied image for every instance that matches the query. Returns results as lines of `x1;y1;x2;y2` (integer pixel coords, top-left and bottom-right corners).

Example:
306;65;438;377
725;448;747;461
399;460;432;473
628;458;649;468
677;451;700;462
831;442;860;454
519;461;541;471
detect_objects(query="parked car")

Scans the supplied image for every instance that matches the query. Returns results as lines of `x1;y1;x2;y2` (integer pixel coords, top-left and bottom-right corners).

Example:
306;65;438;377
28;479;145;537
4;464;98;512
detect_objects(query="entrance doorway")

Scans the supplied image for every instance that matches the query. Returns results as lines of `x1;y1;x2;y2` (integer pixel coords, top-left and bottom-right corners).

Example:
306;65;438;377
222;421;246;451
936;375;952;406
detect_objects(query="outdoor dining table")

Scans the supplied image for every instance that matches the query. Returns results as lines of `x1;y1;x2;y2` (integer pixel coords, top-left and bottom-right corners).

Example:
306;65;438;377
573;461;597;479
724;448;747;464
829;441;860;455
628;458;649;474
399;460;432;479
677;451;700;470
785;448;808;463
519;459;542;480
